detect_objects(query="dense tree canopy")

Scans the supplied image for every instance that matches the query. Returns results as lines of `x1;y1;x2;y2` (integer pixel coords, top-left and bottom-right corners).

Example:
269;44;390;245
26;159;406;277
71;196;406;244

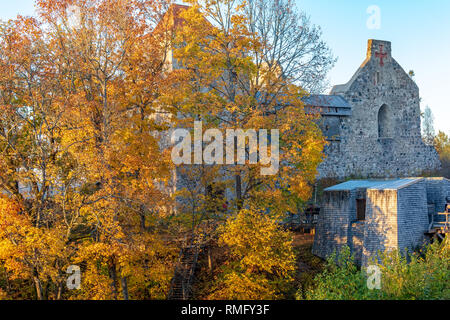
0;0;335;300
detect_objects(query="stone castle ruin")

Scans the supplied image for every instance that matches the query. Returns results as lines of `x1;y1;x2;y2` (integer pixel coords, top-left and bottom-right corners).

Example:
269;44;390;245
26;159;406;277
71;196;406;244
306;39;440;179
310;40;447;265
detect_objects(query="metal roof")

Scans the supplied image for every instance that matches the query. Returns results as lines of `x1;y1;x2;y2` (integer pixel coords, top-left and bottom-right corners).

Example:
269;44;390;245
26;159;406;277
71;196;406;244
253;93;351;116
302;95;351;109
302;95;352;116
325;178;423;191
369;179;423;190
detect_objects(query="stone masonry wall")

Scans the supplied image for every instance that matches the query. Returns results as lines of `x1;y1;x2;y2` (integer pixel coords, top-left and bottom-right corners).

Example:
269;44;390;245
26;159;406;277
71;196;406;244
314;179;449;266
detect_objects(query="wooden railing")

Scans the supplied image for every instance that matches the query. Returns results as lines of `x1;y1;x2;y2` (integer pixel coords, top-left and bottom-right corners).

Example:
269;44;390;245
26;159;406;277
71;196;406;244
427;211;450;241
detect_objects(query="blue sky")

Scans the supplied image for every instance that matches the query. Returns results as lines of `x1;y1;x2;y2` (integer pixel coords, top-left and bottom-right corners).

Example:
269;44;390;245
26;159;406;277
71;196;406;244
1;0;449;133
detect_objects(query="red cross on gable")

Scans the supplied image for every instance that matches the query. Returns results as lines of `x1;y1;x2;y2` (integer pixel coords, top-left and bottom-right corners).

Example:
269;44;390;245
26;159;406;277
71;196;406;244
375;44;387;66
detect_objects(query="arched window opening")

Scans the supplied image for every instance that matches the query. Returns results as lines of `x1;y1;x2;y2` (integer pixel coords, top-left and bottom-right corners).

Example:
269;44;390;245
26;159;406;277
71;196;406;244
378;104;393;138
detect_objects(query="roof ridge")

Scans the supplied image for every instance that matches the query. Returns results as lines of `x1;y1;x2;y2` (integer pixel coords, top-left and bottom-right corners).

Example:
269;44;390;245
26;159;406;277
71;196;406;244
372;178;423;190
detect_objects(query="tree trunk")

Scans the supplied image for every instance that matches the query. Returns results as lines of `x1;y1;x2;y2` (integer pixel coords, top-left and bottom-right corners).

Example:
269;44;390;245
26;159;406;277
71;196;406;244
140;205;146;230
56;281;63;300
33;270;44;300
2;268;11;295
108;261;119;300
235;174;242;210
121;277;129;300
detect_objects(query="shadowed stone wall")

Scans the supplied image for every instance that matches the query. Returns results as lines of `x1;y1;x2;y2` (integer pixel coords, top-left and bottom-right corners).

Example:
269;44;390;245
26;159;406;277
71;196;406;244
312;190;354;259
350;221;365;265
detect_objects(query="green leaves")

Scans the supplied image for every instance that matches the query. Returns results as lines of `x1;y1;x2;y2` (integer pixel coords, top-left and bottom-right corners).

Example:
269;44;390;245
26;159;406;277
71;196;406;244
303;238;450;300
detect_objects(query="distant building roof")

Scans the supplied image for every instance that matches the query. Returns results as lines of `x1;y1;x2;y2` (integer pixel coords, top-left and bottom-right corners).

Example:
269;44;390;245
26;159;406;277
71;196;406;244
169;4;193;29
154;4;212;34
325;178;423;191
302;95;352;116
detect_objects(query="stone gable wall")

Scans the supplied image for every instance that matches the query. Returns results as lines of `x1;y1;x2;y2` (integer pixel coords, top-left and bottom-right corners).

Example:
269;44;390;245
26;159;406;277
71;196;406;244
318;40;440;179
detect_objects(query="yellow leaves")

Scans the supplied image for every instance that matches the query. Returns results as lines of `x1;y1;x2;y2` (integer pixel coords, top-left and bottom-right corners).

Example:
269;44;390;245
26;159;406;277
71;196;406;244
0;0;177;300
221;208;295;277
70;231;177;300
211;271;277;300
214;208;296;299
0;287;8;300
0;196;67;282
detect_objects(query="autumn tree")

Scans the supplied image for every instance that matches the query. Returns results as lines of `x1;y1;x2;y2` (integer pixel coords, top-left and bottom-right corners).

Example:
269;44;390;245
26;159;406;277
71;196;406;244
171;0;328;217
36;0;178;299
0;15;80;300
245;0;335;93
0;0;333;300
208;208;296;299
434;131;450;178
0;0;178;300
